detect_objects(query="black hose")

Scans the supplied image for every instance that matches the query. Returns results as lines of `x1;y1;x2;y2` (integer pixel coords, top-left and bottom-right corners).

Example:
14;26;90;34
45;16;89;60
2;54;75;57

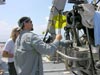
86;27;97;75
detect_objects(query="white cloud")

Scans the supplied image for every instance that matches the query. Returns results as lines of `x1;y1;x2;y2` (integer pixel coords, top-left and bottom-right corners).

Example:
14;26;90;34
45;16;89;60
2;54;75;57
33;24;47;35
48;6;52;10
0;20;48;42
0;21;18;42
45;16;49;22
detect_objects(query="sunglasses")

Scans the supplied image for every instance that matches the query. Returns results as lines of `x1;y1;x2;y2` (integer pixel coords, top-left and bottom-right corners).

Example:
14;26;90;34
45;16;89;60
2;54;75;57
24;18;32;23
28;21;32;23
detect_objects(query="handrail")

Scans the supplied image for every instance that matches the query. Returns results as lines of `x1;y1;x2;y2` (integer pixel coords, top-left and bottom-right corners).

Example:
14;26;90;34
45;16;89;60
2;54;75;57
56;50;90;61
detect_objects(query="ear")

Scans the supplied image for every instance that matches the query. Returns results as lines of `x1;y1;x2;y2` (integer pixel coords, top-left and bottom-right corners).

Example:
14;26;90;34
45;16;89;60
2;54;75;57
19;22;24;29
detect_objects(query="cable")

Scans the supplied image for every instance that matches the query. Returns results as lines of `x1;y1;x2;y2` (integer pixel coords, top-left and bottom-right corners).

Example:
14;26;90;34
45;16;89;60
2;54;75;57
86;27;97;75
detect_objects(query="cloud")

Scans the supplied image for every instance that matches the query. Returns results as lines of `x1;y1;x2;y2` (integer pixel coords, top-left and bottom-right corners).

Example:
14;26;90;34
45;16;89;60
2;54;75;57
33;24;47;35
0;21;17;42
48;6;52;10
45;16;49;22
0;20;48;42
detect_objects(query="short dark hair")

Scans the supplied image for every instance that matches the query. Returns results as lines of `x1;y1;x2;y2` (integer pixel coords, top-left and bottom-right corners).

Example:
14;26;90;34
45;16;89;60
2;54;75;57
18;16;31;29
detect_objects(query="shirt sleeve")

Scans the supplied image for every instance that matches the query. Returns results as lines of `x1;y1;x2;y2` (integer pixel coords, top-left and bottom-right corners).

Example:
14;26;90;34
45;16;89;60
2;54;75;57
3;39;12;52
31;34;60;55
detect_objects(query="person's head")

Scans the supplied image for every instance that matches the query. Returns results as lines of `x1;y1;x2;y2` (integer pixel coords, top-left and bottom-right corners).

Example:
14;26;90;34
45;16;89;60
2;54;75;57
10;27;20;42
18;16;33;31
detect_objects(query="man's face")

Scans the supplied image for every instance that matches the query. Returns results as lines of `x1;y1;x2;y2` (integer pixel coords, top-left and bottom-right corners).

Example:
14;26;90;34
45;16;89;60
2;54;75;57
24;20;33;31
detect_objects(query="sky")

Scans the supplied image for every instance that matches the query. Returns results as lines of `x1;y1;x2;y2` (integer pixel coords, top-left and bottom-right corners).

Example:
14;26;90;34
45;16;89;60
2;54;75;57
0;0;53;42
0;0;92;42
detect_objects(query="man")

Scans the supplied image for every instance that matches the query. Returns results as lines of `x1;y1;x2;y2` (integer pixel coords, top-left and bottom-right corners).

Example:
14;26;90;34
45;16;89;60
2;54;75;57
14;16;62;75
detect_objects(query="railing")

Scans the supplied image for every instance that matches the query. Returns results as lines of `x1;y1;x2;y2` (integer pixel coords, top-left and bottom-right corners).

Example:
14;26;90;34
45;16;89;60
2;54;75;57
56;50;90;61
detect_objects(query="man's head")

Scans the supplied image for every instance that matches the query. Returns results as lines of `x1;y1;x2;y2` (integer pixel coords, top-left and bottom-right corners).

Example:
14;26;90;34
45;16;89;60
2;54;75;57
18;16;33;30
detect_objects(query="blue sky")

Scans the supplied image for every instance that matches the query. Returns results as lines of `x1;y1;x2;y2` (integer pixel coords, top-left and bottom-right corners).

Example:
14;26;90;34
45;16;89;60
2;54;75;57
0;0;92;42
0;0;53;41
0;0;52;25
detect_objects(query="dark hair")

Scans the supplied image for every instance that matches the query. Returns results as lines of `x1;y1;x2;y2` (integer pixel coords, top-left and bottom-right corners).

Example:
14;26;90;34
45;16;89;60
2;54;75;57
18;17;31;29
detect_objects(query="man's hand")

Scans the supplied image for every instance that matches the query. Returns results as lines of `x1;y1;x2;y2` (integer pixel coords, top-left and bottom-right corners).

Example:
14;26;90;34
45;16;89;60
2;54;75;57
55;34;62;41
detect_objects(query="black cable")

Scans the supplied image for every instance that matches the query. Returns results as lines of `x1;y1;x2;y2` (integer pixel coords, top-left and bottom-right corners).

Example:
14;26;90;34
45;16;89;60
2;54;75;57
43;30;48;42
72;71;78;75
86;27;97;75
98;46;100;60
96;0;100;4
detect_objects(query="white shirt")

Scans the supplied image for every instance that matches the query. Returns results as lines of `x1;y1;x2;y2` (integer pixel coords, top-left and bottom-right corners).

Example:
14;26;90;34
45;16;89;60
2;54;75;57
3;38;15;63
